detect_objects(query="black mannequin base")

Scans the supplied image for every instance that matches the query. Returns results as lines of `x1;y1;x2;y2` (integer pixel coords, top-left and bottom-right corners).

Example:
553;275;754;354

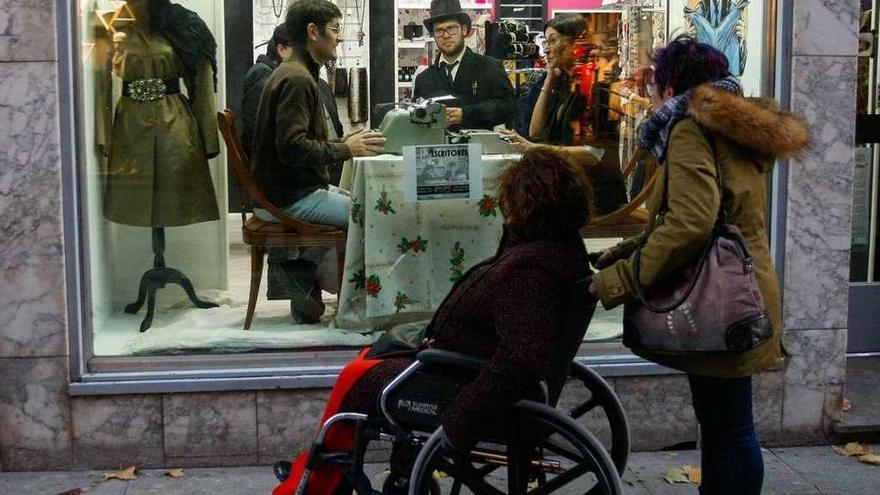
124;227;218;332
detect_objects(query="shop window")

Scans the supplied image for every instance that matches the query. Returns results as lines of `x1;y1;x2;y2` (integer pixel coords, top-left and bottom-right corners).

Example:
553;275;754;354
69;0;776;381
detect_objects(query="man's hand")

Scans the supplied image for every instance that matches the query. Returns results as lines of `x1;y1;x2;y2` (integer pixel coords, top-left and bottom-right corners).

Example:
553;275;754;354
345;129;386;157
446;107;463;126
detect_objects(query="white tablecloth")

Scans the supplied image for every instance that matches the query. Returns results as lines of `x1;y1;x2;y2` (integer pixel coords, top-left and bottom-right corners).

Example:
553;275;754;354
335;154;520;329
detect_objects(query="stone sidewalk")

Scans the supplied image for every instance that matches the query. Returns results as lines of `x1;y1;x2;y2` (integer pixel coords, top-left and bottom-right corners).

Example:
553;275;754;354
1;446;877;495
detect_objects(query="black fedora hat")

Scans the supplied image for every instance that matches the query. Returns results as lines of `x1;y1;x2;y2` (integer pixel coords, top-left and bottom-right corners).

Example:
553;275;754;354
423;0;472;34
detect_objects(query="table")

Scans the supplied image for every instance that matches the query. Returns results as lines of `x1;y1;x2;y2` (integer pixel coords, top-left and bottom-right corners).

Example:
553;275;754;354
335;154;520;329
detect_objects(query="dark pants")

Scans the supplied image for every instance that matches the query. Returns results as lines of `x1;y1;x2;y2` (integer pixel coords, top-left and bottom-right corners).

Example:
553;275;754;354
688;374;764;495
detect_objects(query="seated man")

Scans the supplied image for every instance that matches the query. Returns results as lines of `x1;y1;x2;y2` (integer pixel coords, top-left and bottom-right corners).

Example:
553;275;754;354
250;0;385;322
273;147;594;495
240;24;343;160
413;0;516;130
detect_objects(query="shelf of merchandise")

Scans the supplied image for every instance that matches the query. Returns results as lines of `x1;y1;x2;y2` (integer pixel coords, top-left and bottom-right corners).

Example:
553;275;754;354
393;1;494;103
399;40;428;49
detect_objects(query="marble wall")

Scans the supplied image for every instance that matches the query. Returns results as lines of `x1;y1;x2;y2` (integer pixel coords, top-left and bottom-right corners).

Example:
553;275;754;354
782;0;859;444
0;0;862;471
0;0;72;471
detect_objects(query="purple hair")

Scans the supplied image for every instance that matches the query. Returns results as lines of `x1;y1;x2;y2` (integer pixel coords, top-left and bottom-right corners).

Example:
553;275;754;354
652;35;731;96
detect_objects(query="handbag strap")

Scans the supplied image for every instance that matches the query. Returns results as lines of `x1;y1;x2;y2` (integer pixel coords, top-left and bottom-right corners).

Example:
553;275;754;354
630;124;724;313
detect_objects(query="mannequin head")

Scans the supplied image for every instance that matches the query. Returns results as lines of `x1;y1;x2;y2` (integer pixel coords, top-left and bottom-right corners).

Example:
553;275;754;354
543;15;587;72
285;0;343;65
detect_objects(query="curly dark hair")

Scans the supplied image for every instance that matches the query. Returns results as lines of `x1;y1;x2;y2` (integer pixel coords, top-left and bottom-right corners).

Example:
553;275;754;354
285;0;342;48
498;147;593;240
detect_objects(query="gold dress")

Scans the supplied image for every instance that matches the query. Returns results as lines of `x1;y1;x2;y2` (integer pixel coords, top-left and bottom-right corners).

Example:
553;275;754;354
99;25;220;227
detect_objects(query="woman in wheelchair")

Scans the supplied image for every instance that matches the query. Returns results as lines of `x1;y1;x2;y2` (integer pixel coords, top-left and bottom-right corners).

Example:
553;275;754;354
273;148;624;495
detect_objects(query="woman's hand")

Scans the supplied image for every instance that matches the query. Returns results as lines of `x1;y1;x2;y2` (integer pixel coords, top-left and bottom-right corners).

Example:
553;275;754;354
498;129;536;154
594;250;615;269
544;60;562;87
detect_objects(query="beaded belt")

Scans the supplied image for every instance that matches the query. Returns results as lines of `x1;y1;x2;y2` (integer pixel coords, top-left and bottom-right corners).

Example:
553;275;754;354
122;78;181;102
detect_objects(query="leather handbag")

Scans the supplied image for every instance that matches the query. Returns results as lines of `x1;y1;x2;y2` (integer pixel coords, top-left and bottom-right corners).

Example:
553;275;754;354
622;132;772;355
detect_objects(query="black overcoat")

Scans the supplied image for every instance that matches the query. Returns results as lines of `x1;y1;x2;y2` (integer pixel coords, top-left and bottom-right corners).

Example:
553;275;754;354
413;48;516;129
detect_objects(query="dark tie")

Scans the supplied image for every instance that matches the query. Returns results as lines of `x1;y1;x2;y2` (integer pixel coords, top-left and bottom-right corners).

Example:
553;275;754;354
439;60;459;88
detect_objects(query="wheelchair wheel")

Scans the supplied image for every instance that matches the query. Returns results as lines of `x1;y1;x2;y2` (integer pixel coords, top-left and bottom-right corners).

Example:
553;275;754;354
559;362;630;476
409;401;623;495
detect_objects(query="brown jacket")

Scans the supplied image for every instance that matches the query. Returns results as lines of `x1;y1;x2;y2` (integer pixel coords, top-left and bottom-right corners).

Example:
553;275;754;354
250;51;351;208
594;85;810;377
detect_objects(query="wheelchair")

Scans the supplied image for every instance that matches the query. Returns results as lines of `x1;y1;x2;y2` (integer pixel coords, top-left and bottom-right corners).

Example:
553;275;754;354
278;278;630;495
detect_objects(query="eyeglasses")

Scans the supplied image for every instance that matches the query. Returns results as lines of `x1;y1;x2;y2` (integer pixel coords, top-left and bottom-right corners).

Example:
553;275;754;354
325;25;341;34
542;36;566;48
433;25;461;38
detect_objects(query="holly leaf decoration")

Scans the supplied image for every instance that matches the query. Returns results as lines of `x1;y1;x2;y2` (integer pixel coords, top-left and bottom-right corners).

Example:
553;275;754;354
478;195;498;217
366;274;382;297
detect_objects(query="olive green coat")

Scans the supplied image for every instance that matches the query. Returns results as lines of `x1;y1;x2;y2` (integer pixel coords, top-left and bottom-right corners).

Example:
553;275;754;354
98;25;220;227
594;85;810;377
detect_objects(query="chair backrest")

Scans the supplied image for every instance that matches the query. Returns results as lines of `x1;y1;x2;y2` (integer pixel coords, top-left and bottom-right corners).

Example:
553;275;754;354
217;110;253;225
216;110;337;234
544;277;597;407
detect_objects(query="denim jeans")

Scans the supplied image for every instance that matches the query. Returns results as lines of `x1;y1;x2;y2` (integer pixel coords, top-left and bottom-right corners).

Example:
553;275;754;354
254;185;351;228
688;374;764;495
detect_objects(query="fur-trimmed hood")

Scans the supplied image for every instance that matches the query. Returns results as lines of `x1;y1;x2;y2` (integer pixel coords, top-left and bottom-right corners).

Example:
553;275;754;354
689;84;810;168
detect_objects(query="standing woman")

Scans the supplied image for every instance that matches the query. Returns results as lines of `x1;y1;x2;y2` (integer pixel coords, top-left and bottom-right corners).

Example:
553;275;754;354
522;14;628;215
591;36;809;494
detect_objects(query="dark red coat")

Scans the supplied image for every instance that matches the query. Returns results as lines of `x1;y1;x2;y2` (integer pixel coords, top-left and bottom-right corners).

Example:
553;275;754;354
341;231;589;448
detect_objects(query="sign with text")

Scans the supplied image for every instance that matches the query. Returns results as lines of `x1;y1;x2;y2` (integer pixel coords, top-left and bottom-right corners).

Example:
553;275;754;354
403;144;484;202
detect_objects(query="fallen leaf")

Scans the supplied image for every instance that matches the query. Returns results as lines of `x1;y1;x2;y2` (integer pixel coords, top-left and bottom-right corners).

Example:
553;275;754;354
683;464;702;483
165;468;185;478
104;466;138;481
842;398;852;412
663;467;690;484
858;453;880;465
832;442;873;457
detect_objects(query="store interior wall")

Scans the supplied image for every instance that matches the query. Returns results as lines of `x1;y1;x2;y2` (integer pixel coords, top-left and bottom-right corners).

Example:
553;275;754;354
667;0;767;96
225;0;254;213
79;1;112;331
82;0;229;313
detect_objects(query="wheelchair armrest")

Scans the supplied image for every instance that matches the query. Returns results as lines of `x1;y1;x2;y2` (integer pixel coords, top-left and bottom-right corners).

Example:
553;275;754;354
416;349;487;370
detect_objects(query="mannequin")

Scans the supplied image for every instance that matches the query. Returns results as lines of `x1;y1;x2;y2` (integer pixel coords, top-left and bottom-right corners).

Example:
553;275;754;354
98;0;221;331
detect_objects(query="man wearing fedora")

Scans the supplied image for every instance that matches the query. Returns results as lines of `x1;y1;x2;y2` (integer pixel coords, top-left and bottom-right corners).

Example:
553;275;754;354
414;0;516;130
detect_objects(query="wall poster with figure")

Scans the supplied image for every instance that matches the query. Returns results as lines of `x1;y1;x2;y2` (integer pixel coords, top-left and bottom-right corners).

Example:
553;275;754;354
667;0;767;96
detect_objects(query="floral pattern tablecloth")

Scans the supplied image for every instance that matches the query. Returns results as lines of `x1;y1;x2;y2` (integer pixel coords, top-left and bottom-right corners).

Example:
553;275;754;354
335;154;520;329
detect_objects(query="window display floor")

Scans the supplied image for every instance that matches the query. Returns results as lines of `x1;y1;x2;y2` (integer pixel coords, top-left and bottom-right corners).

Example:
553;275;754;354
92;244;624;356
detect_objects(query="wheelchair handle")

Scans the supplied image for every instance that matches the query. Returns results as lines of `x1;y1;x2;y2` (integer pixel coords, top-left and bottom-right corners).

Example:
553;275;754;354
416;349;487;369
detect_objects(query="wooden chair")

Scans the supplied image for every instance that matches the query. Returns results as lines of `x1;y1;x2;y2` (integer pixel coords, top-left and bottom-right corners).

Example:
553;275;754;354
581;147;659;239
217;110;346;330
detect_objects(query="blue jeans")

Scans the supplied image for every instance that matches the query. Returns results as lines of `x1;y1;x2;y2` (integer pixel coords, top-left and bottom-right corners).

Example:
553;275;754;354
688;374;763;495
254;186;351;228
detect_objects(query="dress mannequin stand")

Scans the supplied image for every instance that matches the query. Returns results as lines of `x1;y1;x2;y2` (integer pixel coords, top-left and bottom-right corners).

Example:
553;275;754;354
124;228;218;332
100;1;222;331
